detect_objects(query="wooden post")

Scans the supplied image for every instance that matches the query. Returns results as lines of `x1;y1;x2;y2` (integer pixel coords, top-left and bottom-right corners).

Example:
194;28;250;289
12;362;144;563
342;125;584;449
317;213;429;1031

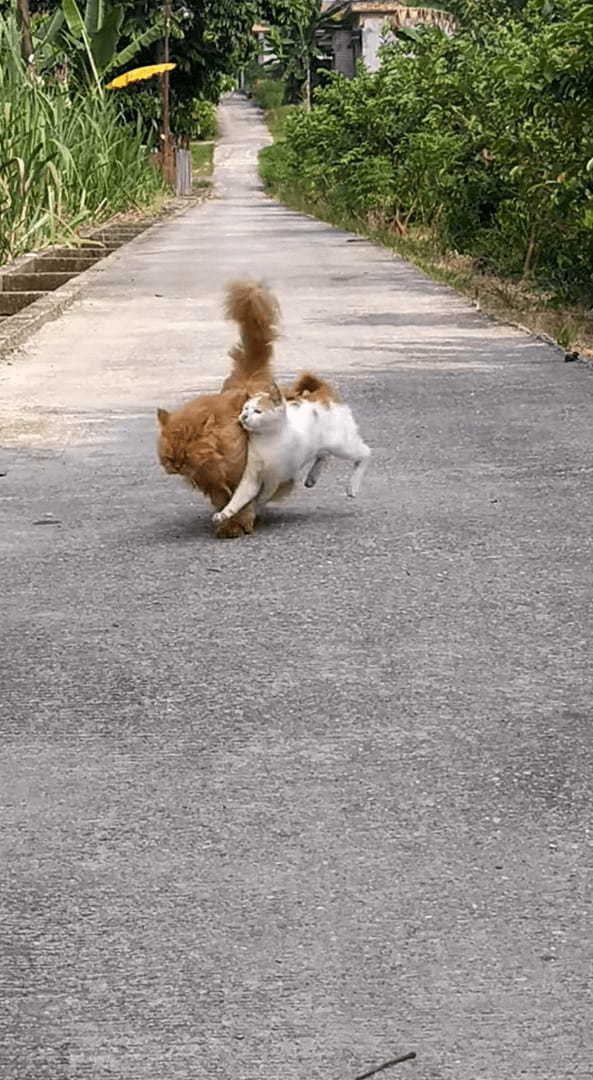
16;0;34;68
160;0;175;186
175;148;192;196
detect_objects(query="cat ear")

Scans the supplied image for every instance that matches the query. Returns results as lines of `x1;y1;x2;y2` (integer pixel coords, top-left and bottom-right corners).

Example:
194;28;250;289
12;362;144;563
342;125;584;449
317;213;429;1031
203;414;216;433
157;407;170;427
270;383;283;405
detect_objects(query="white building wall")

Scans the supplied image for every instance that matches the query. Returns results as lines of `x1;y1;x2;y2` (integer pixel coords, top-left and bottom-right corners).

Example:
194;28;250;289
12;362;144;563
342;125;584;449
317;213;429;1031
332;29;356;79
359;15;394;72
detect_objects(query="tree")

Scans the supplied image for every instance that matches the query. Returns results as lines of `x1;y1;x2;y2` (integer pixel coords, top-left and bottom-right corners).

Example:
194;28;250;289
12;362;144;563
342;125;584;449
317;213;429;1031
25;0;262;101
164;0;260;107
19;0;264;139
262;0;350;109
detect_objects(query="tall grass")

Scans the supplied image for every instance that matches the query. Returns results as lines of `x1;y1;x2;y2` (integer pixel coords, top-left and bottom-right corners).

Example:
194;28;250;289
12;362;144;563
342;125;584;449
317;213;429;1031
0;13;165;263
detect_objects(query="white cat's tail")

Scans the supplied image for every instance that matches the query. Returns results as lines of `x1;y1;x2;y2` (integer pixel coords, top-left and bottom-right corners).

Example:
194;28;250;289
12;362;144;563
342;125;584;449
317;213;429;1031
224;279;280;378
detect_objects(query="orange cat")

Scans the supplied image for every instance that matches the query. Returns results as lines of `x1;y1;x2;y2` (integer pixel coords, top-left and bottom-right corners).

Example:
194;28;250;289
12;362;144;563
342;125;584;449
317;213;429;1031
157;279;280;538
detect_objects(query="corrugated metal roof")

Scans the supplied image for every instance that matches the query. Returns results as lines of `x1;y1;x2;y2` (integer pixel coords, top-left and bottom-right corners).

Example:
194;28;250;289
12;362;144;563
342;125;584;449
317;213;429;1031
351;2;416;11
351;3;456;32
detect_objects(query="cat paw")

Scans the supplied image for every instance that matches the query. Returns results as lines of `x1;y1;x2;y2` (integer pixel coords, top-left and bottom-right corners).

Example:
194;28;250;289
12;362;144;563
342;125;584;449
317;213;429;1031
215;517;249;540
304;477;317;488
212;510;228;524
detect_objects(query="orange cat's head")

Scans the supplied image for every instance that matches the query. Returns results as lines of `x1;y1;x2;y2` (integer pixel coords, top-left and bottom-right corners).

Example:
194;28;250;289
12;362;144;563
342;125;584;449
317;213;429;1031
156;390;248;498
157;408;199;475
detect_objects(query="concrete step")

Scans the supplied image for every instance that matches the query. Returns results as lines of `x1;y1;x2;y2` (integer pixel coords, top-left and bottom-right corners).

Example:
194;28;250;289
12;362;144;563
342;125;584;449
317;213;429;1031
2;272;75;293
32;255;101;273
89;231;142;243
34;245;121;261
80;243;122;254
0;292;44;316
90;225;144;235
0;217;156;340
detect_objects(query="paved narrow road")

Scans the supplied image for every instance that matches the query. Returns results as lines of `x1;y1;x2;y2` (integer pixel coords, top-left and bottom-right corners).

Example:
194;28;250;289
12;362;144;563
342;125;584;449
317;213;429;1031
1;96;592;1080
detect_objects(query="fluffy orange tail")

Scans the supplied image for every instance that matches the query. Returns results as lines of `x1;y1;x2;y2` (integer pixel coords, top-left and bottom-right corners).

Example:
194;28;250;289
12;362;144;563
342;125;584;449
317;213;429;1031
224;279;280;378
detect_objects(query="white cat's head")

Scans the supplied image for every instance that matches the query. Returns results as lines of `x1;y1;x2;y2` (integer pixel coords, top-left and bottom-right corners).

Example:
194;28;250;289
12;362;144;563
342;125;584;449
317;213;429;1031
239;386;286;432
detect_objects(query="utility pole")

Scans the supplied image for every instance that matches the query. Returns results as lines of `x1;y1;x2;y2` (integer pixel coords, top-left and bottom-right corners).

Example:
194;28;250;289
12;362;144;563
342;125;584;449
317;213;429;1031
160;0;175;185
16;0;34;70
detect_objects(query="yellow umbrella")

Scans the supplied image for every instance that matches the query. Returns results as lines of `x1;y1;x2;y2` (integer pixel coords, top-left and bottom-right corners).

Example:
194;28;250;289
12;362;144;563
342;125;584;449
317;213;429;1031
106;63;176;90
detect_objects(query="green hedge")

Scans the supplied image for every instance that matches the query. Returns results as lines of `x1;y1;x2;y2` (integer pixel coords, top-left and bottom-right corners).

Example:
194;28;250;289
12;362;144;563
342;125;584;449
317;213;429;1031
260;0;593;302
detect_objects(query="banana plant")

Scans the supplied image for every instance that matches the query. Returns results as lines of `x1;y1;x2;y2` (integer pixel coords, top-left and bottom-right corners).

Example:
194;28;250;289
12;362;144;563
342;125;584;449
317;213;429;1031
37;0;163;92
263;0;351;110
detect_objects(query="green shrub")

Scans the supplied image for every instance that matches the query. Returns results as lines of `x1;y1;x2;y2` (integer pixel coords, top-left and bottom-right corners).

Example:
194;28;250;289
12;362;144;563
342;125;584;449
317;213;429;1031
266;104;299;141
251;77;285;111
191;99;218;140
117;87;162;147
259;142;293;189
260;0;593;302
170;97;217;141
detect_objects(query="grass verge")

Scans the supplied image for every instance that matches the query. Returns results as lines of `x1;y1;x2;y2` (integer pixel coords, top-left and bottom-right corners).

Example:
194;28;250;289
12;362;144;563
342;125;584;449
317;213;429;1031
264;106;296;141
191;141;215;192
260;114;593;362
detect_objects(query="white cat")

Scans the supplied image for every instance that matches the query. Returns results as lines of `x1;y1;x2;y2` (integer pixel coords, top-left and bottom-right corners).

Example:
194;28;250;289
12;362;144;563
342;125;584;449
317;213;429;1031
212;380;370;525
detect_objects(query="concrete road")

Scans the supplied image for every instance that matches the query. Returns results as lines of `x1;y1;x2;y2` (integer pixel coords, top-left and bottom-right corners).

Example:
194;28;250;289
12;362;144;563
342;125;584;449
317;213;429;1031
1;95;592;1080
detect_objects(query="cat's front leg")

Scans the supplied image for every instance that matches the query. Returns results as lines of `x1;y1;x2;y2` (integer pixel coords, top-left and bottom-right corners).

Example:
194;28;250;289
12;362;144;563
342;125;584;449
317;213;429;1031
212;472;262;524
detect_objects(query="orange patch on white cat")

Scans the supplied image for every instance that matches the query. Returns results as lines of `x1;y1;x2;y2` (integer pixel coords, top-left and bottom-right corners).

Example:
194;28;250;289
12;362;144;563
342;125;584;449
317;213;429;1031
286;371;340;406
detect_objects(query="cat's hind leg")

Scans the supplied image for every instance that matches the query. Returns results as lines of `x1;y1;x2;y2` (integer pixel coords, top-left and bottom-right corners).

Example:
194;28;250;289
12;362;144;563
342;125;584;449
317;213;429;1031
269;479;295;502
330;436;371;497
304;455;327;488
347;442;371;497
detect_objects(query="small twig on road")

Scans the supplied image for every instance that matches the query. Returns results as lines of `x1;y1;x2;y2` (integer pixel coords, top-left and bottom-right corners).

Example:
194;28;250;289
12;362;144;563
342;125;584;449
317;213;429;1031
354;1052;416;1080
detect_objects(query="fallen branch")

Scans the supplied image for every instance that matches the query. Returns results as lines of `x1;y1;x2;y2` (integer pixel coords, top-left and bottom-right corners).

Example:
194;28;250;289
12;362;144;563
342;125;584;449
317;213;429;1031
354;1051;417;1079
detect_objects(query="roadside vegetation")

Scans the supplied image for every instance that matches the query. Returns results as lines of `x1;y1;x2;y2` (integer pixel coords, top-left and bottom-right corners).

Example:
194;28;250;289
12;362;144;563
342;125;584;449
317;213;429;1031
188;100;216;192
257;0;593;354
6;0;593;356
191;140;215;192
0;0;268;264
0;10;165;262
